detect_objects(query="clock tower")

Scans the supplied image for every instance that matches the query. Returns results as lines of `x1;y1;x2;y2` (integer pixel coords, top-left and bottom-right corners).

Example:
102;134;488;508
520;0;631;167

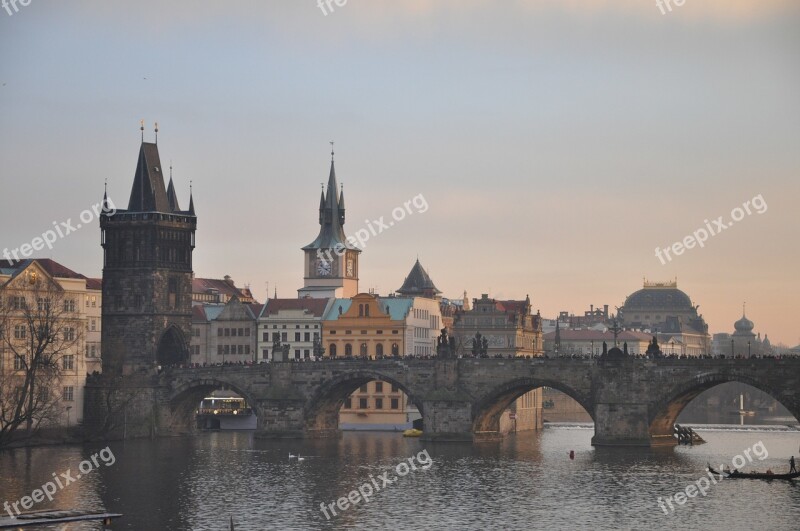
298;149;360;299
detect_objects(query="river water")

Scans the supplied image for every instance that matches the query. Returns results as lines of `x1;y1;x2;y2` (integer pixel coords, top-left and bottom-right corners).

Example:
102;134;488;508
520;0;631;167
1;426;799;530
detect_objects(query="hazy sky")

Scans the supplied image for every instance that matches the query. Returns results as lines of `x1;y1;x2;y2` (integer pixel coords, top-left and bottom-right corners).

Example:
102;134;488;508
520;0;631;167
1;1;798;345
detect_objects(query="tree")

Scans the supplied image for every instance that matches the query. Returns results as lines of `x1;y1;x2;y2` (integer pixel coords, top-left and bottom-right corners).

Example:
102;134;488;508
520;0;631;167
0;270;81;446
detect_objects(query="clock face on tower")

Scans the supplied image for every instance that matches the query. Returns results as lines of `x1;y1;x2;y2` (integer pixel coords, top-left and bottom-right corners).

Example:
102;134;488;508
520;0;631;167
346;259;354;277
316;259;332;276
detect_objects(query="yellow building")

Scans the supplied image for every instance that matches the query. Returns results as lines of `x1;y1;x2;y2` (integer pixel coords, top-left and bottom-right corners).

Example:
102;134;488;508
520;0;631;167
323;293;441;430
0;259;97;429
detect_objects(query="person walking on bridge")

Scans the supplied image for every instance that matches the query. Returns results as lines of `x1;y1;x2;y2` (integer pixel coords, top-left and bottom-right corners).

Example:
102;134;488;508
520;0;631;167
790;456;797;474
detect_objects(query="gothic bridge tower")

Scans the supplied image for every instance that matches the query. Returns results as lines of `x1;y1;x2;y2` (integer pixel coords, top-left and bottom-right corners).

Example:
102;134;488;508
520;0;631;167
100;128;196;375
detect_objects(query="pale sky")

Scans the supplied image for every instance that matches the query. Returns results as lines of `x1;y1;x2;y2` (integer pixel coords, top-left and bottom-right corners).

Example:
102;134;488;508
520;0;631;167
1;1;798;345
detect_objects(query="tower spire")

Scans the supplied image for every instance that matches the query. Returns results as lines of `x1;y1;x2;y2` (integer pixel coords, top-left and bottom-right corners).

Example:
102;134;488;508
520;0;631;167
155;122;159;144
140;119;144;142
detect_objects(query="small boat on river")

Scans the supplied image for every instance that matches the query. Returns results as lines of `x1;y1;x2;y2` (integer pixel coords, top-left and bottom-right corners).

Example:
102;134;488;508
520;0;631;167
708;465;800;481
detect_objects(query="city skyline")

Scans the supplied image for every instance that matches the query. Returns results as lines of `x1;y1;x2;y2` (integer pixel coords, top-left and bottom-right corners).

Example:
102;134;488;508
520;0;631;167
1;1;798;344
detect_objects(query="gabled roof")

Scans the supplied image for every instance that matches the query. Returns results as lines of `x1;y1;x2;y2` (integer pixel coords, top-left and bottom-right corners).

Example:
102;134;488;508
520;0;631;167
397;259;441;296
127;142;171;213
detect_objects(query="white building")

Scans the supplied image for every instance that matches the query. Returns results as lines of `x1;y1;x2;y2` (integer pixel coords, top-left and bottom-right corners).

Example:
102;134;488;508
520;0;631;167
257;297;330;361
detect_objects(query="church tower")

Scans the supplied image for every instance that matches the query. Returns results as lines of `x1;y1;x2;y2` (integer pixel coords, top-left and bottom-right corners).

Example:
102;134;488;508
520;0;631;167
299;148;360;299
100;128;196;375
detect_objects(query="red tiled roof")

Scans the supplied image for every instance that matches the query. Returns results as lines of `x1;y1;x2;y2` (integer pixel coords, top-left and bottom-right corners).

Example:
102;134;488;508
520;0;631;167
192;277;255;300
85;278;102;290
1;259;88;281
261;298;329;318
192;305;208;322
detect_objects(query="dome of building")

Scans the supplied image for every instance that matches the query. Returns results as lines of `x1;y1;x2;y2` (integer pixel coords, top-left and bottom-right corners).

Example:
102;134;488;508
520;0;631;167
622;281;693;310
734;313;754;333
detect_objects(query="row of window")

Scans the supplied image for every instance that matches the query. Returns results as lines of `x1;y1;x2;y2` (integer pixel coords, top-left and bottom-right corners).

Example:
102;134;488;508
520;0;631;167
263;324;320;329
343;397;400;410
329;343;400;357
6;325;76;341
358;382;400;393
217;327;251;337
217;344;251;356
9;354;75;370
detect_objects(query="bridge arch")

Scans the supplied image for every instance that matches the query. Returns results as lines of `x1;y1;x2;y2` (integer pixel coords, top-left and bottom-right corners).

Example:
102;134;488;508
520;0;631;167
168;377;259;431
303;370;424;434
472;377;594;434
649;372;800;437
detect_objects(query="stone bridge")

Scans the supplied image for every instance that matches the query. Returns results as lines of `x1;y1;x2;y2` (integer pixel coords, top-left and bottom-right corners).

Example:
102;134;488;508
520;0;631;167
84;358;800;447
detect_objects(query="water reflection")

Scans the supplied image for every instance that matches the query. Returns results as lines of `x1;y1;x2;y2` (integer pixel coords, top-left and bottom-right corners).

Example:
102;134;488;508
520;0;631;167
1;428;799;530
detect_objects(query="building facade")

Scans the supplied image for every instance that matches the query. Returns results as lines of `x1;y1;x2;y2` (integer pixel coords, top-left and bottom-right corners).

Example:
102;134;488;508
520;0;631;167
190;298;261;365
257;297;329;361
0;259;98;427
452;293;544;432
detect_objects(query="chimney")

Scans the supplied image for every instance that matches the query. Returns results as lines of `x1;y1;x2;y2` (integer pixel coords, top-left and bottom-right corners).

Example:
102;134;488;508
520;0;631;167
223;275;234;287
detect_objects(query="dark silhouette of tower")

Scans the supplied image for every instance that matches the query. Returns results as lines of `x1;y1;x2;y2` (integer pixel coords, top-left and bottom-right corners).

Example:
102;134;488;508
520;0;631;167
99;133;196;375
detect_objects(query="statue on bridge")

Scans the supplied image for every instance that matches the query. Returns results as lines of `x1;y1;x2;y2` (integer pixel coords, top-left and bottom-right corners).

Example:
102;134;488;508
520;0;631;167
313;336;326;359
645;335;663;358
272;336;291;362
436;328;457;359
472;332;489;358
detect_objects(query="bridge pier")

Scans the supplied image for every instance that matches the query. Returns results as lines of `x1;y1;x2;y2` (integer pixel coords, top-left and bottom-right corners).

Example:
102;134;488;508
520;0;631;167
590;403;653;447
419;400;475;442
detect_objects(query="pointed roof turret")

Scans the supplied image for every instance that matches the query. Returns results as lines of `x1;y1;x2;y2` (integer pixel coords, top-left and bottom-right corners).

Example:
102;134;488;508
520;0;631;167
188;184;195;216
397;259;441;299
127;141;171;212
166;170;181;212
303;147;358;252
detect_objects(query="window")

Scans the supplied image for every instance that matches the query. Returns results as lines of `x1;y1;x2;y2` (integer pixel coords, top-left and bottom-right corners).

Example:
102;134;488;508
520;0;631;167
218;345;223;355
91;296;97;308
37;298;51;312
295;333;301;342
295;349;301;359
359;384;368;393
14;355;25;370
262;349;269;359
345;330;352;335
375;382;383;393
345;344;352;356
238;328;244;336
14;325;26;339
263;332;268;341
360;343;367;356
62;355;74;370
329;330;336;335
62;386;74;401
237;345;244;355
304;349;310;358
90;319;97;332
272;332;280;342
391;384;399;393
304;332;310;342
376;344;384;356
359;398;368;409
391;343;399;356
343;398;352;409
375;398;383;410
245;345;251;355
64;299;75;312
63;327;75;341
358;304;364;317
365;306;370;317
391;398;399;410
90;344;97;357
281;332;287;342
218;328;223;336
329;344;337;357
224;328;230;337
392;330;399;335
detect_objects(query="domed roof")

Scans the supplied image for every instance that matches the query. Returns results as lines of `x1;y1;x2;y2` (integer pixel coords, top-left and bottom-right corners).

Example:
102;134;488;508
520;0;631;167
734;313;754;333
623;282;693;310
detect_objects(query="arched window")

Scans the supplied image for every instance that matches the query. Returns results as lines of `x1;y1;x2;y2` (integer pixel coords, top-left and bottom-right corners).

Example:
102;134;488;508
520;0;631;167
376;343;384;357
358;304;364;317
345;343;353;357
391;343;399;356
365;305;370;317
329;343;337;357
360;343;368;356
